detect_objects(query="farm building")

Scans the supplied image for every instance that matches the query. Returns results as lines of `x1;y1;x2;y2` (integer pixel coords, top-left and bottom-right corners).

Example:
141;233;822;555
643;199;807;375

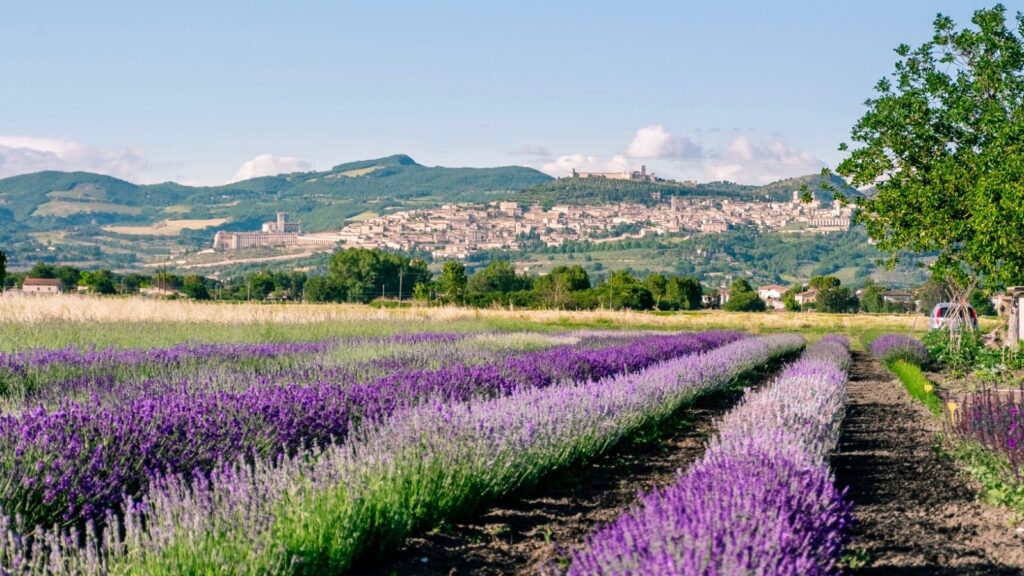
757;284;788;301
21;278;64;294
795;288;818;306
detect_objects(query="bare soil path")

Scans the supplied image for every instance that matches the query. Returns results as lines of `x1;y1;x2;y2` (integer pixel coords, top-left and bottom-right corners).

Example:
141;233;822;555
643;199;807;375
834;351;1024;575
368;367;779;576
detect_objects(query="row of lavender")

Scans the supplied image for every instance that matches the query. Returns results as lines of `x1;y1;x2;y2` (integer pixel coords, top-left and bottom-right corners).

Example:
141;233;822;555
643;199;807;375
570;335;853;575
1;331;653;409
0;334;802;574
0;331;740;529
0;332;478;403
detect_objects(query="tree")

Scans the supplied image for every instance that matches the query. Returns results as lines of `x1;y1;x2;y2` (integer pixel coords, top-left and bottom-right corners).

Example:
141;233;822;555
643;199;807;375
783;284;804;312
437;261;468;305
28;262;56;279
121;273;147;294
809;276;841;291
534;265;590;309
54;266;80;289
818;285;857;313
917;278;949;316
837;5;1024;286
665;276;702;310
808;276;856;313
971;289;997;316
860;280;886;313
248;270;276;300
645;274;668;309
602;271;654;310
723;290;767;312
723;278;766;312
0;250;5;292
729;278;755;294
303;276;344;303
328;248;429;303
182;275;210;300
783;293;801;312
81;269;116;295
468;260;528;295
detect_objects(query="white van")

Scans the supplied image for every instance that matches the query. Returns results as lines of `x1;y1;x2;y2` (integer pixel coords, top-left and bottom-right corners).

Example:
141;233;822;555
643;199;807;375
928;302;979;330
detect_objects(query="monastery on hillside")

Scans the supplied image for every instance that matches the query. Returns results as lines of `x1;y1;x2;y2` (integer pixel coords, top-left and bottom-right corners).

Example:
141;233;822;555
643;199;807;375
570;164;656;183
212;212;338;250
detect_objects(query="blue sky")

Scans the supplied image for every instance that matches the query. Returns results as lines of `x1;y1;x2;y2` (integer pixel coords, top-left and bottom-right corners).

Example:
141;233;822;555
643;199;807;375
0;1;1002;185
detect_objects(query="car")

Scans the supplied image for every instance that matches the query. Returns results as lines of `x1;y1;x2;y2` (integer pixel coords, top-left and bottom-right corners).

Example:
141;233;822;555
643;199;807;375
928;302;979;330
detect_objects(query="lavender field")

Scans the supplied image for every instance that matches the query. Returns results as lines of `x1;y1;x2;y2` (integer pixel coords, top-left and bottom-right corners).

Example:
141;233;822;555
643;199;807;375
7;309;1007;575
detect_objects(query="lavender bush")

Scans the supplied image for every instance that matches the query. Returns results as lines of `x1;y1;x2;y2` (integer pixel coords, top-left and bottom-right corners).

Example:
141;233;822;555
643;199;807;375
870;333;931;367
953;388;1024;474
569;336;853;576
0;334;802;575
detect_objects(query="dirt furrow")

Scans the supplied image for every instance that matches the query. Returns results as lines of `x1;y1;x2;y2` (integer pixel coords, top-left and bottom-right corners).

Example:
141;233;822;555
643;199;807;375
834;351;1024;575
368;372;775;576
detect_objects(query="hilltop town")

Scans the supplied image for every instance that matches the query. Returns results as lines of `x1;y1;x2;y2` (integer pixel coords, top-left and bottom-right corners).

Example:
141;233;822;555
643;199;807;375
212;190;854;260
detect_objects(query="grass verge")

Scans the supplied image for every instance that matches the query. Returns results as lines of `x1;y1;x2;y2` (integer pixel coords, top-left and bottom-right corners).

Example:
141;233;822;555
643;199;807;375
887;359;943;416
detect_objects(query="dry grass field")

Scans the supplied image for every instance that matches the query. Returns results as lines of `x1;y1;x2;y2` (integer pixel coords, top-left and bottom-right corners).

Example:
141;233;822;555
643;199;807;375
0;292;934;328
0;292;971;352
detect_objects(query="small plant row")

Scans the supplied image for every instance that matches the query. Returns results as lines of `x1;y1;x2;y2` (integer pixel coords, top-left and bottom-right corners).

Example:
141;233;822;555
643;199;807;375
870;333;1024;512
0;334;804;575
869;333;942;413
568;335;853;576
0;331;740;530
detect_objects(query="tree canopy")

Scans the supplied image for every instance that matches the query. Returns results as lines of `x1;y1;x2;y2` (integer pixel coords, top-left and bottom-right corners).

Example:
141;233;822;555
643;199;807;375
326;248;430;303
838;5;1024;286
723;278;766;312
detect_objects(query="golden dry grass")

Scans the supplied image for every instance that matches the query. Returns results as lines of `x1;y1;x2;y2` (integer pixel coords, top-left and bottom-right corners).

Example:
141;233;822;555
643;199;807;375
0;292;956;333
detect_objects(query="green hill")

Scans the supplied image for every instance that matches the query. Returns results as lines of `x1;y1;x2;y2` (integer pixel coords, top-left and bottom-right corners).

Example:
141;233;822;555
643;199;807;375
0;155;863;271
0;155;552;267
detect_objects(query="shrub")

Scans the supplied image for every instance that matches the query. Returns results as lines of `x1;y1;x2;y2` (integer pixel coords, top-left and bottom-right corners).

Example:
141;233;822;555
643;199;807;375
870;334;931;367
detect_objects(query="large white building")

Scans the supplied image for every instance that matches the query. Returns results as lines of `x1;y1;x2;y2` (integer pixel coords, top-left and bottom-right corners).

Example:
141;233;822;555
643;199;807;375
213;213;338;250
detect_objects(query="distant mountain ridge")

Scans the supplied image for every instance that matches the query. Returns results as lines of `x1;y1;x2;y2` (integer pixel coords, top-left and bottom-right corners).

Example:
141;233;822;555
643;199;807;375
0;154;859;268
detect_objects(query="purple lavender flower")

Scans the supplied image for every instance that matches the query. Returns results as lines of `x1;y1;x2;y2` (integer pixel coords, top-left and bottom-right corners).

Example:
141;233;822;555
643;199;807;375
569;336;853;575
0;331;740;527
870;333;930;367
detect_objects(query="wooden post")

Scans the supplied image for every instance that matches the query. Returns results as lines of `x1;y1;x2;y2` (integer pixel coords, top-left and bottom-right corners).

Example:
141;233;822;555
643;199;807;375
1009;287;1024;351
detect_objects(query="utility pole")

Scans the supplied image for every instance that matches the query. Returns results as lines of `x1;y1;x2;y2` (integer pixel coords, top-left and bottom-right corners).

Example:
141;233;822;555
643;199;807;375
382;283;386;300
398;269;404;303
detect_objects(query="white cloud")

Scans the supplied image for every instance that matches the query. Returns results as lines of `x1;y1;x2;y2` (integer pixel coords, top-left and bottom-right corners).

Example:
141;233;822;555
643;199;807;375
540;153;633;177
702;135;825;184
230;154;313;182
625;125;702;160
0;136;148;180
542;129;823;185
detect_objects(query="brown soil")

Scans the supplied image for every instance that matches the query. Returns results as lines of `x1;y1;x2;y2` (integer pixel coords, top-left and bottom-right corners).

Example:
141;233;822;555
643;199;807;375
367;376;770;576
834;351;1024;575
